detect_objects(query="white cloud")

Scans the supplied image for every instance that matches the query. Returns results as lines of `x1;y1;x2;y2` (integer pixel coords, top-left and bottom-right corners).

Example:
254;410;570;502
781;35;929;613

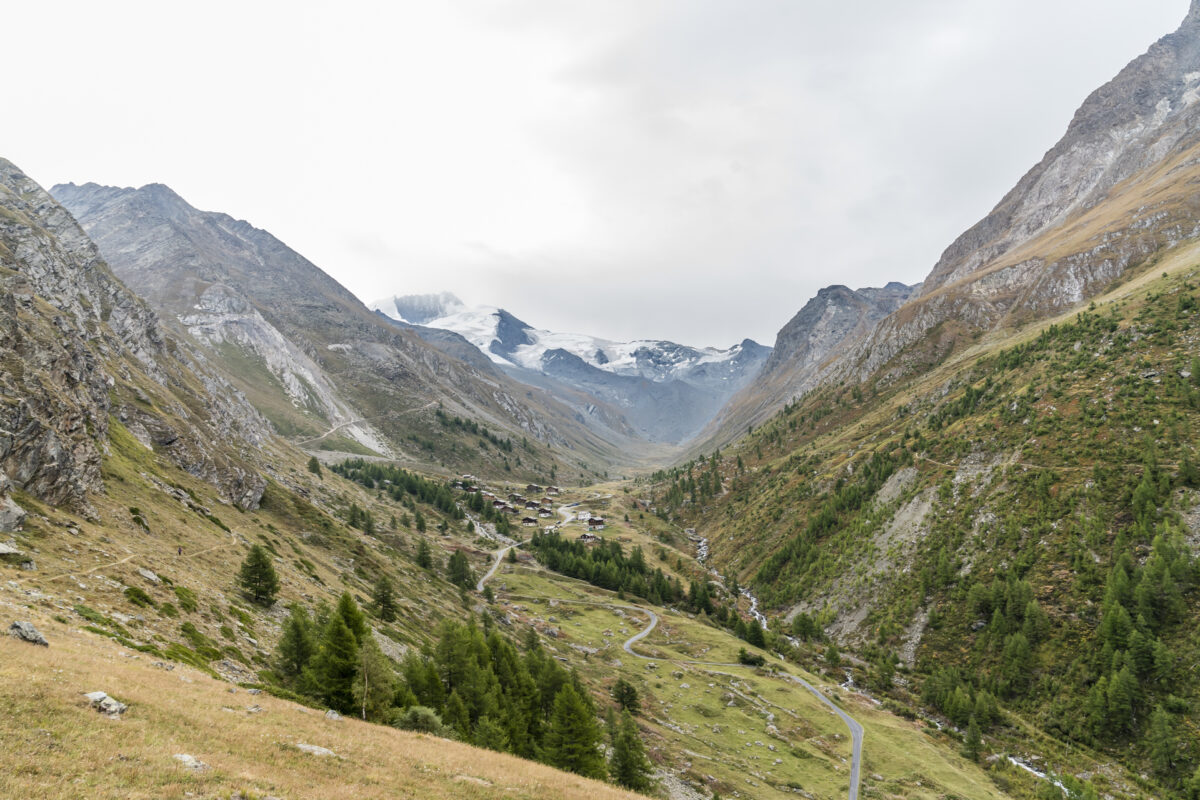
5;0;1187;346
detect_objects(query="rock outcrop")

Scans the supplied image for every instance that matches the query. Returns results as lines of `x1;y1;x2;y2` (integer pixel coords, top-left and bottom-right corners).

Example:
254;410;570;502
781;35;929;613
0;159;268;511
52;181;635;472
836;2;1200;385
696;282;916;451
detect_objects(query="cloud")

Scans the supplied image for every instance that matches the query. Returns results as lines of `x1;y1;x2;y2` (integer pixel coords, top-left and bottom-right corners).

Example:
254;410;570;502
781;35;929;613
4;0;1188;347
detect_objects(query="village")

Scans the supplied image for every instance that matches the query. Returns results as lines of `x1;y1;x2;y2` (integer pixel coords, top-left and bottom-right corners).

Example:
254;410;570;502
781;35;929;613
450;476;608;541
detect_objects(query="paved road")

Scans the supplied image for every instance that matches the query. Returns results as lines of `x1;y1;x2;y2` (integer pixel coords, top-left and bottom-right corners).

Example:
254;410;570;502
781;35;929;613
477;544;517;592
482;559;865;800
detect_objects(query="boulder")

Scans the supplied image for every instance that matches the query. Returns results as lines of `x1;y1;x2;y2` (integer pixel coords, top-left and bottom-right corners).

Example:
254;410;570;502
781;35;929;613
0;496;25;533
173;753;208;771
84;691;128;717
137;568;161;584
9;620;48;646
296;743;336;757
324;709;341;721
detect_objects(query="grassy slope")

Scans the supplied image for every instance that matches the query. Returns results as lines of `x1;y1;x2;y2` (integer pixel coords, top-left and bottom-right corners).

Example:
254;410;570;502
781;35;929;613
0;627;644;800
649;242;1200;797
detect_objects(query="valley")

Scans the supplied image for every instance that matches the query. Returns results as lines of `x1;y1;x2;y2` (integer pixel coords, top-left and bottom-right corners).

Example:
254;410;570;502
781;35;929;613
6;3;1200;800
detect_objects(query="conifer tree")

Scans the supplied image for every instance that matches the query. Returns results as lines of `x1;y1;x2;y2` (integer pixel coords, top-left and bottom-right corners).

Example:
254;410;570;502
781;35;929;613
309;614;359;713
335;591;368;643
963;715;982;761
474;716;511;751
444;689;471;739
612;678;640;714
237;544;280;606
307;456;322;477
609;710;654;791
448;550;475;588
416;538;433;569
372;576;398;622
543;683;606;779
276;604;316;684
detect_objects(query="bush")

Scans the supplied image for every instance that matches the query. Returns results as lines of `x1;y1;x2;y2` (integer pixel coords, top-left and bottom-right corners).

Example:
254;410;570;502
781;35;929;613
395;705;446;735
123;586;156;608
738;647;765;667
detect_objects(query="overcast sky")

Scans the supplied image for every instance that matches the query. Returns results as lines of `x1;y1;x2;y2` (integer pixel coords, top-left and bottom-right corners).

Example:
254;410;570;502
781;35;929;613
7;1;1188;347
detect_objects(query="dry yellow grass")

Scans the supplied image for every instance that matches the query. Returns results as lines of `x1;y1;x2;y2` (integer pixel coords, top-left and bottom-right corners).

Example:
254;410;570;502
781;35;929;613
0;619;645;800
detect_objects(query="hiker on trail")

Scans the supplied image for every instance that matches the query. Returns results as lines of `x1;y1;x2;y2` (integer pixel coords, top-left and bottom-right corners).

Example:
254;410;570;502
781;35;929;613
178;546;182;556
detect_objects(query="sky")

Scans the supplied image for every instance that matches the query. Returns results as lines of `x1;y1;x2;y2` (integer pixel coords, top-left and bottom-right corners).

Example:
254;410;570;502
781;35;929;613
5;0;1189;347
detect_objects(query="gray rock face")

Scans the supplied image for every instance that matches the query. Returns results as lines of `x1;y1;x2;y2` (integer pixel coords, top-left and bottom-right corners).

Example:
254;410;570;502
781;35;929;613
84;691;127;716
698;282;916;449
9;620;48;646
52;181;627;472
833;4;1200;387
0;159;269;511
0;472;25;532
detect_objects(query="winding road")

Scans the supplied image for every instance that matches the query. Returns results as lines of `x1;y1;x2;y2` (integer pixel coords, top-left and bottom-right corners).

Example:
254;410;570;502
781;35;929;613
478;544;864;800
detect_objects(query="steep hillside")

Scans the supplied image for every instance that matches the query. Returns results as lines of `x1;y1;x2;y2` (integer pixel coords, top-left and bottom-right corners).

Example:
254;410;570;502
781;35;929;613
696;282;915;453
834;1;1200;386
372;294;771;445
650;244;1200;798
52;182;636;480
0;159;269;515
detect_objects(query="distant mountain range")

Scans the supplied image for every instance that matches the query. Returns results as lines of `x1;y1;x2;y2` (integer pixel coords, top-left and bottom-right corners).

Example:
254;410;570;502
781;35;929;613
371;293;772;444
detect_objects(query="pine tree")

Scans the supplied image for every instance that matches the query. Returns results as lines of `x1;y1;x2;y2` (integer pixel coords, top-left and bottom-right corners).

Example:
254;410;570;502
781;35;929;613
444;689;471;739
334;592;368;643
474;715;511;751
237;544;280;606
746;619;766;648
307;456;322;477
609;710;655;791
416;538;433;569
612;678;640;714
543;683;606;779
308;614;359;713
276;604;316;684
963;715;982;761
372;576;398;622
448;550;475;588
1147;705;1180;782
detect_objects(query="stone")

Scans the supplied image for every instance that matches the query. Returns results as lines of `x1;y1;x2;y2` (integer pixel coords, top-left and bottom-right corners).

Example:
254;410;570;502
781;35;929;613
0;497;25;533
84;691;128;717
173;753;208;771
324;709;341;720
247;688;262;695
9;620;48;646
137;568;161;584
296;743;336;757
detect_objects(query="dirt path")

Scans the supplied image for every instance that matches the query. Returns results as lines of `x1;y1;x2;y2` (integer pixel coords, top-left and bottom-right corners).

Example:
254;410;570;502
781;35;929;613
485;568;864;800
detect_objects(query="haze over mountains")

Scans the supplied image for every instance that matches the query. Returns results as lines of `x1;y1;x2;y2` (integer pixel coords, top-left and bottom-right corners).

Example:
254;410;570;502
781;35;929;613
5;4;1200;799
371;293;772;444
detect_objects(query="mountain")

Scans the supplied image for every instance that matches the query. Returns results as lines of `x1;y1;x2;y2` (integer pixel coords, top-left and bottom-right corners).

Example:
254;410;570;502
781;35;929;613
648;6;1200;794
370;294;771;444
52;182;635;478
0;159;270;515
833;0;1200;386
694;281;917;452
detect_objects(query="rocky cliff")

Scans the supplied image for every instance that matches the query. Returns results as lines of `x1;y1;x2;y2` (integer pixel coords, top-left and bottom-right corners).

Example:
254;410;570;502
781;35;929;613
839;2;1200;384
694;282;916;452
0;159;268;515
53;182;635;474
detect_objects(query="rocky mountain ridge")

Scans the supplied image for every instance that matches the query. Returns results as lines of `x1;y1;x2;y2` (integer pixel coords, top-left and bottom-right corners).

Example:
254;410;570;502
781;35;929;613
52;182;635;475
372;294;771;444
0;160;269;518
692;281;917;452
831;0;1200;387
